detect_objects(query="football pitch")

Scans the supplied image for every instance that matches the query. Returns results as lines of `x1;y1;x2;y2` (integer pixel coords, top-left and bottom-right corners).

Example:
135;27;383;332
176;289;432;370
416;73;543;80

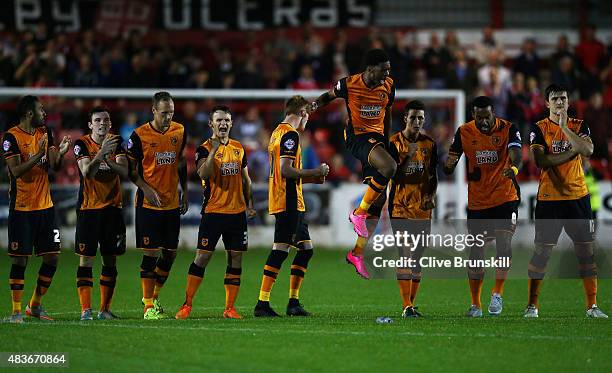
1;248;611;372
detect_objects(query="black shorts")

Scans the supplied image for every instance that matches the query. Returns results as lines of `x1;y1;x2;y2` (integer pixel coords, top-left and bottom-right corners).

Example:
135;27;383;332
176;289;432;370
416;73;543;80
346;132;399;183
135;207;180;251
197;212;248;252
75;207;126;257
467;200;519;238
273;210;311;249
535;195;594;244
7;208;61;257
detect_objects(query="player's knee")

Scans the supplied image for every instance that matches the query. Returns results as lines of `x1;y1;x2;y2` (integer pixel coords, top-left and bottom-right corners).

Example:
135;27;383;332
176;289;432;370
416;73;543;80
101;255;116;267
79;256;95;267
11;256;27;267
227;251;243;268
140;255;157;272
161;248;177;261
194;251;213;267
42;253;59;266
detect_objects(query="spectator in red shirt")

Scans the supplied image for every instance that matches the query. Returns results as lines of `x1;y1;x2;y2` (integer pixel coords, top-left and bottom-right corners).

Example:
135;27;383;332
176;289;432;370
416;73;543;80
575;24;606;74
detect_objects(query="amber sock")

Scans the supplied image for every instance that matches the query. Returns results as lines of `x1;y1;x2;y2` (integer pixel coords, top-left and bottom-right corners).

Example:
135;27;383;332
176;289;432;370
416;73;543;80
469;278;483;308
224;267;241;309
99;266;118;312
76;266;93;311
259;250;288;302
352;236;369;257
397;279;412;308
29;263;56;308
355;180;385;215
9;264;25;314
582;277;597;308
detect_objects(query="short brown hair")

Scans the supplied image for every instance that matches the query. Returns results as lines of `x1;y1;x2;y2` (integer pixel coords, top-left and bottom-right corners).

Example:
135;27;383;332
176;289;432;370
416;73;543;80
152;91;173;108
285;95;309;116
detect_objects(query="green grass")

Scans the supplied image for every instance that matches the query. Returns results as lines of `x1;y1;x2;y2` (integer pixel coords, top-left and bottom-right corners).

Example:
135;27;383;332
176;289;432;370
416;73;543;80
1;249;611;372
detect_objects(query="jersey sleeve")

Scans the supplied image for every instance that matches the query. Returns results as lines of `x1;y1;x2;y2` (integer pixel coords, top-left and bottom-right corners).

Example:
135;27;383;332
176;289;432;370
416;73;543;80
429;142;439;173
508;124;522;149
73;139;90;160
2;132;20;159
386;83;396;109
578;121;591;138
126;131;143;161
241;149;248;168
195;145;209;166
114;136;127;157
529;124;546;149
448;127;463;155
333;77;348;100
280;131;300;158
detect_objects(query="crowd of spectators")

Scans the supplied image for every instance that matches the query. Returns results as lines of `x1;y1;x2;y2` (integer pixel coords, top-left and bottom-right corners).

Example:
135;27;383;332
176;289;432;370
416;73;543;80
1;24;612;184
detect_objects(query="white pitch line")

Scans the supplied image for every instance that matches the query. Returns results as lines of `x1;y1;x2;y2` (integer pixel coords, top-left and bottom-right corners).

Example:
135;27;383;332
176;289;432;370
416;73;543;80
9;321;612;342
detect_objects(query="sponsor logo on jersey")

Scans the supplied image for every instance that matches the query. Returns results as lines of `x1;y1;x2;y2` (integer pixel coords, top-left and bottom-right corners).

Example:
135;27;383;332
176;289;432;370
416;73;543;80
475;150;499;165
551;140;572;154
220;162;240;176
404;161;425;174
155;151;177;165
359;105;382;119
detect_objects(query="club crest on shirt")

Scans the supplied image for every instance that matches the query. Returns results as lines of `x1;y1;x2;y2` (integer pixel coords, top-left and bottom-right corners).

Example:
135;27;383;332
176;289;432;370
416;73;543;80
171;136;178;146
379;92;386;101
234;149;240;157
491;136;501;146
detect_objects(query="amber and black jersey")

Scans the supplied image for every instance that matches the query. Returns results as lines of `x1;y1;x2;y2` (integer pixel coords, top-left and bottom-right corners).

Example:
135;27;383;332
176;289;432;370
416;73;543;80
269;123;305;214
449;118;521;210
530;117;590;201
334;74;395;138
74;134;125;210
2;125;54;211
389;132;438;219
196;138;247;214
126;121;186;210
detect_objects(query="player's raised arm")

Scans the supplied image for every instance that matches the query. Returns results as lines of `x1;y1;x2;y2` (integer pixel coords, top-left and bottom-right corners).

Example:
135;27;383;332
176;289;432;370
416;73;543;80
307;77;349;114
48;129;71;171
3;132;47;179
196;139;220;181
103;142;129;179
558;111;593;156
529;123;577;168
